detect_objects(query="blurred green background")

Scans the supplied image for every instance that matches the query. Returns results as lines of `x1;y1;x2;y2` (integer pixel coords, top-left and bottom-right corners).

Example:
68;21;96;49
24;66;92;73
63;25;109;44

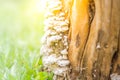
0;0;53;80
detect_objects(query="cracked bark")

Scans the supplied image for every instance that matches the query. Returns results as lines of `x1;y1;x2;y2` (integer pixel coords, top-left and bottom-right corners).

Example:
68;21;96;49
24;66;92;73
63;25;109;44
67;0;120;80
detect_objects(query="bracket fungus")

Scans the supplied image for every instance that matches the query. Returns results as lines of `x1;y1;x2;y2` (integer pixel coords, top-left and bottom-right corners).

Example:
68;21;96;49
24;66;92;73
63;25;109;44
40;0;70;79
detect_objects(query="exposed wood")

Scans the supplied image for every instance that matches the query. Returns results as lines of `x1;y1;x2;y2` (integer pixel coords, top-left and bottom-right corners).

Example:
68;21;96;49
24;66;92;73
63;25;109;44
111;0;120;74
67;0;120;80
80;0;120;80
68;0;90;79
42;0;120;79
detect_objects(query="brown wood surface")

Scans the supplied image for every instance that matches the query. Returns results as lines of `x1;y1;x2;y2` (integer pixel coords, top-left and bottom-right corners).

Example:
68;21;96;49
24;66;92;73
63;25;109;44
65;0;120;80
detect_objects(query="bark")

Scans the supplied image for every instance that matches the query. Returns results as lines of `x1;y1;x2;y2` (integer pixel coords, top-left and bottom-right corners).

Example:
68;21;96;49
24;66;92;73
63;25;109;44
67;0;120;80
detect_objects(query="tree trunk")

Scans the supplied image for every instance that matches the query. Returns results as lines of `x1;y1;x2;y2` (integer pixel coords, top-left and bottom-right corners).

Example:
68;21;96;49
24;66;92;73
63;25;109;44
42;0;120;80
68;0;120;80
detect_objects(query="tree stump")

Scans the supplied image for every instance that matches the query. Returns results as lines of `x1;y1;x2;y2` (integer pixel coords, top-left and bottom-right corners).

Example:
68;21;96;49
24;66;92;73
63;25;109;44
41;0;120;80
68;0;120;80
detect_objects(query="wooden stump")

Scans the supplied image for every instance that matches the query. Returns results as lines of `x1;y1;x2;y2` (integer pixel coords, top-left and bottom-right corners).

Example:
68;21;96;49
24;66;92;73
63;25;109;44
67;0;120;79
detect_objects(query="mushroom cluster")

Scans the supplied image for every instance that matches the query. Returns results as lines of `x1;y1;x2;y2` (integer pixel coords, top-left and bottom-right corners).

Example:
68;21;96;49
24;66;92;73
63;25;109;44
40;0;70;79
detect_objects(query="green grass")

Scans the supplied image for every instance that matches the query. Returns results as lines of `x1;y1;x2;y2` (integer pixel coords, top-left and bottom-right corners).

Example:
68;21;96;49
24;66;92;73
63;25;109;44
0;0;53;80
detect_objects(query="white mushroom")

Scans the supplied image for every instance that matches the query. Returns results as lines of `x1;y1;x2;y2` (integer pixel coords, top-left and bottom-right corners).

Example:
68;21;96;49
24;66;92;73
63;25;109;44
59;12;65;17
47;35;62;43
41;0;70;79
53;67;69;76
57;60;70;67
62;54;68;59
61;49;68;55
42;54;58;65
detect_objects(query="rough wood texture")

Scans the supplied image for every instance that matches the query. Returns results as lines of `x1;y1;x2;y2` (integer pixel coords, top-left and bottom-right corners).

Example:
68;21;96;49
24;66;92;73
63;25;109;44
68;0;90;79
67;0;120;80
110;0;120;74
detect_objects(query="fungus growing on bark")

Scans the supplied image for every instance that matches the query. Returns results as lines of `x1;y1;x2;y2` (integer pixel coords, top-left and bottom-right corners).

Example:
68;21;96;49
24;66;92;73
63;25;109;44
40;0;70;79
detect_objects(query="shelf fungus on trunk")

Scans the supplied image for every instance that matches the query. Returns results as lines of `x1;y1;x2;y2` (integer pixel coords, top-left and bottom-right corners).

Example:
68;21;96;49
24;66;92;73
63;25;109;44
40;0;70;80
